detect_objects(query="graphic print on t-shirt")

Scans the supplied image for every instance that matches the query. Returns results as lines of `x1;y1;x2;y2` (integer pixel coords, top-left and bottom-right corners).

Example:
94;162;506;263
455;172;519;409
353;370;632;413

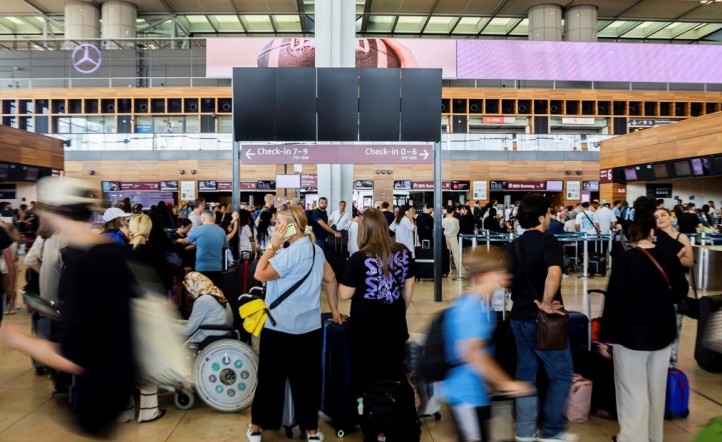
362;250;410;303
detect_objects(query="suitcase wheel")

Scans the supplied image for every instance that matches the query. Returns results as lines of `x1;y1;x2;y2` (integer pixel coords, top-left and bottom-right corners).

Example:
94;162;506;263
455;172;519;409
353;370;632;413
174;389;195;410
337;430;345;438
434;412;441;421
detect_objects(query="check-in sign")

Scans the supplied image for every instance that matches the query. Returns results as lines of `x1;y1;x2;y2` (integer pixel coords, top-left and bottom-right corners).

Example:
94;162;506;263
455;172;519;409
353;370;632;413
241;144;433;164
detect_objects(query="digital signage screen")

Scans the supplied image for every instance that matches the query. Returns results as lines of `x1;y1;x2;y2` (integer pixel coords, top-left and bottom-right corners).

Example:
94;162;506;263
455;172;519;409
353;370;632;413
275;174;301;188
256;180;276;191
546;180;563;192
159;181;178;192
690;157;712;176
714;156;722;175
393;180;412;191
624;167;638;181
199;180;218;191
674;161;691;177
102;181;120;192
582;181;599;191
653;163;669;179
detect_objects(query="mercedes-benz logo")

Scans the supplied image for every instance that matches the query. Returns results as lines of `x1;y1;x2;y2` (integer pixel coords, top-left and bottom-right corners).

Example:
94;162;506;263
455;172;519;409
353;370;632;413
71;43;102;74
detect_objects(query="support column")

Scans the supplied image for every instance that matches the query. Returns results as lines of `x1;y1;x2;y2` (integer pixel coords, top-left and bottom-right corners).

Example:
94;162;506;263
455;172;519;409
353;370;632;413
64;1;100;41
101;1;137;49
564;5;598;42
315;0;356;209
528;4;562;41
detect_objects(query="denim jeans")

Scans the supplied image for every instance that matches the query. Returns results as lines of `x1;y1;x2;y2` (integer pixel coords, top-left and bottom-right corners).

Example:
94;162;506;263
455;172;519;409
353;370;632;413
511;319;573;439
315;238;326;249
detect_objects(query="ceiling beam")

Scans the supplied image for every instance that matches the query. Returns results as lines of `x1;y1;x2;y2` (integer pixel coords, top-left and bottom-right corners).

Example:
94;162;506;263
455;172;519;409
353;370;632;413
448;17;462;35
675;4;706;22
158;0;176;15
19;17;43;32
21;0;47;15
269;15;277;33
361;0;373;33
296;0;308;33
205;15;219;33
505;18;524;36
611;0;644;21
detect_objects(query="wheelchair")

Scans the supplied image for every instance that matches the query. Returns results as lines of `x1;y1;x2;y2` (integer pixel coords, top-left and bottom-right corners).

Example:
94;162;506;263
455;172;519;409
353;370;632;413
171;323;259;413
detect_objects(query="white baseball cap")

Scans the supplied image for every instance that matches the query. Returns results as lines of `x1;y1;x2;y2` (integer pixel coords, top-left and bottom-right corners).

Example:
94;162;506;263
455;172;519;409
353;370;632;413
102;207;132;222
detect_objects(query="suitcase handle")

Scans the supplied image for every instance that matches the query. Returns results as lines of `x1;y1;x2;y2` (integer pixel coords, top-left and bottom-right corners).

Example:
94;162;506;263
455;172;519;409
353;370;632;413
586;289;607;350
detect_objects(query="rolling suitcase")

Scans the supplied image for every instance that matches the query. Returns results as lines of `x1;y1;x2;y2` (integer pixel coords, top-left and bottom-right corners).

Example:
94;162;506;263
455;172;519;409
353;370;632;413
664;368;690;420
414;245;450;280
320;313;357;438
493;300;516;377
695;295;722;373
572;289;616;419
405;338;442;421
567;310;589;351
587;252;607;277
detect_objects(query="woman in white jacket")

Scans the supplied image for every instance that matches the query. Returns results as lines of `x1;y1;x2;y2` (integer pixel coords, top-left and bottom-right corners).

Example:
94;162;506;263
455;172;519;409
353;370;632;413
389;205;417;258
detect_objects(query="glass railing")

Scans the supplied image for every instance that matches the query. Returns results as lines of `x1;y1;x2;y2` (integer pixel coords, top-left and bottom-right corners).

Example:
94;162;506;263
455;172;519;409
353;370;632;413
54;132;614;151
442;133;613;151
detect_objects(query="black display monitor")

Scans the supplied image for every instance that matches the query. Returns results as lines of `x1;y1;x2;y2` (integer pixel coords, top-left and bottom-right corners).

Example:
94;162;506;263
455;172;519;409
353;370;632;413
690;157;712;176
653;163;669;179
635;164;655;181
624;167;638;181
673;160;691;177
714;156;722;175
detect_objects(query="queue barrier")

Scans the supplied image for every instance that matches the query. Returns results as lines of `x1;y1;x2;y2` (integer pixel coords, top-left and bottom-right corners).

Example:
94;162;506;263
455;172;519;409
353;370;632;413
457;232;613;279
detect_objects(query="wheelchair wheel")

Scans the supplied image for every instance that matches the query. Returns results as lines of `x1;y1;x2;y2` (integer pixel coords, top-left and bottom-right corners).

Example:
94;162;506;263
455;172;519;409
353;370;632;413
193;339;258;412
174;389;195;410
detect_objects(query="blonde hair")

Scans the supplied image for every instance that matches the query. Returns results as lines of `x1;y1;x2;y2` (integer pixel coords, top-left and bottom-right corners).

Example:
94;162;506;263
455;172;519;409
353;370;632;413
277;206;315;243
128;214;152;248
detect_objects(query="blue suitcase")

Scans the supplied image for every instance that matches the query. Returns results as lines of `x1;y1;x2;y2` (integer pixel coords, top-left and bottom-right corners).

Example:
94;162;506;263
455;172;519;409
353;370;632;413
567;310;589;350
665;368;690;419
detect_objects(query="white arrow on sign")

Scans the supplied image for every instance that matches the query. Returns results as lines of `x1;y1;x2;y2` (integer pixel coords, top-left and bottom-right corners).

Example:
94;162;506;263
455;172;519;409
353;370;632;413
420;149;429;160
244;149;255;160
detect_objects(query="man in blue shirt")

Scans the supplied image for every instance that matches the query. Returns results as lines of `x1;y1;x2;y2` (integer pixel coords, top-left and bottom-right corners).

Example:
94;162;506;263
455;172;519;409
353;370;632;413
309;197;341;249
179;210;228;285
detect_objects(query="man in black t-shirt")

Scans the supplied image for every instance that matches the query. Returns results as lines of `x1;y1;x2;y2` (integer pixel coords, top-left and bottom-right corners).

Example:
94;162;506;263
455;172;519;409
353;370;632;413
677;204;700;234
506;195;576;442
310;197;341;249
415;203;434;245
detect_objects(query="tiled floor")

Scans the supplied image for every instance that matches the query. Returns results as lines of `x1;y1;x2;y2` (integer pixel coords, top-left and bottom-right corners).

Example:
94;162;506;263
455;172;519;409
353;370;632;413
1;268;721;441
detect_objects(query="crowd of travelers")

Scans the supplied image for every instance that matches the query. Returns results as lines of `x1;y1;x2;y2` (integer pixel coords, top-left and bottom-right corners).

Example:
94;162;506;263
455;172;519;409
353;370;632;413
0;181;717;441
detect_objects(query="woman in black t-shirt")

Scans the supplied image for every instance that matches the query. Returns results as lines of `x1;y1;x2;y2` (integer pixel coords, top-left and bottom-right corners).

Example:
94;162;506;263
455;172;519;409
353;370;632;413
339;208;415;396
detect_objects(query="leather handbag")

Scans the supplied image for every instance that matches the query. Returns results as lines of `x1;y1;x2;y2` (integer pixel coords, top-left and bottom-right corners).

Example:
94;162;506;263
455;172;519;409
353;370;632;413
537;308;570;350
514;240;569;351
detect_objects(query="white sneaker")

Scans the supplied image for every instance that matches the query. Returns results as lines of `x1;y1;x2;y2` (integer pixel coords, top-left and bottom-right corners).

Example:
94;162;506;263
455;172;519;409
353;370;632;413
538;432;579;442
246;425;261;442
306;430;324;442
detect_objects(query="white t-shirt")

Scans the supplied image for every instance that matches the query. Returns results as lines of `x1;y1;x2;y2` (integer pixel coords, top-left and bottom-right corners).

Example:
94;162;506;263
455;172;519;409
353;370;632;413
347;220;359;254
239;225;253;252
389;217;416;258
329;210;352;231
188;212;202;229
595;207;617;234
442;216;460;238
575;210;599;234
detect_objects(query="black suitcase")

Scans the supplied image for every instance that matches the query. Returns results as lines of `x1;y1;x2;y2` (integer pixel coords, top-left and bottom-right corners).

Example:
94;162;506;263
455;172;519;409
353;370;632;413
493;308;516;377
587;252;607;277
695;295;722;373
414;246;450;280
572;289;616;419
320;313;357;438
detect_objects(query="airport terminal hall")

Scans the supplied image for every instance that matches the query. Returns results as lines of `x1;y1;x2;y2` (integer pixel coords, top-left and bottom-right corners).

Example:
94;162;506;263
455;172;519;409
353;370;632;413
2;0;722;441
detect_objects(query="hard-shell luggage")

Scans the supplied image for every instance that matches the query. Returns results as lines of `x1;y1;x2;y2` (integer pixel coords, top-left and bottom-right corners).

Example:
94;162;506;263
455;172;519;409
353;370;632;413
320;313;357;438
572;289;616;419
587;252;607;277
567;310;589;350
665;368;690;420
695;295;722;373
405;337;442;420
414;246;450;280
360;380;420;442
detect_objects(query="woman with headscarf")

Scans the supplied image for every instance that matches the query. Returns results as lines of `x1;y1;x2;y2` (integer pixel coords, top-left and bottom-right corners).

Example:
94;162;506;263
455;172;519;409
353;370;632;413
178;272;233;343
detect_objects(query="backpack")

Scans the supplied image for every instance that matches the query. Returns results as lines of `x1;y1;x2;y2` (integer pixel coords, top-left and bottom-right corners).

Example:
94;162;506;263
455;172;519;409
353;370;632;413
419;309;454;383
361;380;420;442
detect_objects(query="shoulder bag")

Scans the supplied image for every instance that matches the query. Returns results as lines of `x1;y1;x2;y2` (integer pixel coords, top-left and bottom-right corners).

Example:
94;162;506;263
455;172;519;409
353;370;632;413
239;245;316;337
514;239;569;351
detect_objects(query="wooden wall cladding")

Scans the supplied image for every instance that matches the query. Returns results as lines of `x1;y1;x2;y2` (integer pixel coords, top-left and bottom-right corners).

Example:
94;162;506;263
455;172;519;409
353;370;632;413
0;124;64;169
600;112;722;169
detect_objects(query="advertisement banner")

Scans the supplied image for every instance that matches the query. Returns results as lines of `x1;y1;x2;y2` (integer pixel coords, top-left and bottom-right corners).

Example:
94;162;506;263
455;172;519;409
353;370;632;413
120;182;160;191
217;181;233;191
207;38;457;78
472;181;487;200
507;181;546;191
566;181;581;200
180;181;196;201
411;181;451;190
240;181;258;190
489;181;508;191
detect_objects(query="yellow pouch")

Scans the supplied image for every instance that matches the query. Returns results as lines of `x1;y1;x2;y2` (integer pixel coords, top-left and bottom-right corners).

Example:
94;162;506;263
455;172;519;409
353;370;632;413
239;298;271;337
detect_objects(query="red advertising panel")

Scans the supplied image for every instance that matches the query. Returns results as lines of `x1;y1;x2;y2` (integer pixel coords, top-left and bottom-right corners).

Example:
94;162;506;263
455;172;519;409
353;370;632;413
507;181;546;191
240;182;258;190
120;182;160;191
411;181;451;190
217;181;233;191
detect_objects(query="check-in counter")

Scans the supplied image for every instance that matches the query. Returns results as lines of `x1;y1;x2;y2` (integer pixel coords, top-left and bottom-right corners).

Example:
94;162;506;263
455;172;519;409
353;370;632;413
694;246;722;291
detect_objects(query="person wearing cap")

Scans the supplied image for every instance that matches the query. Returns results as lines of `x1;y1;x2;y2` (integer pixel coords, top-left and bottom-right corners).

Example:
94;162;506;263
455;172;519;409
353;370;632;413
101;207;133;245
595;200;618;235
0;176;135;435
442;247;534;442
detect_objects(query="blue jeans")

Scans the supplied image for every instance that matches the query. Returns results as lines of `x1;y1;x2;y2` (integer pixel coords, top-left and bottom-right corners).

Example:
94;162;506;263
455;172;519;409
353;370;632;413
511;319;573;439
315;238;326;249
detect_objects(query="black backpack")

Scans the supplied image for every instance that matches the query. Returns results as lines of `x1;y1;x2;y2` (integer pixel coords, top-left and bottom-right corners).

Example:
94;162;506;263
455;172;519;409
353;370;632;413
361;380;420;442
419;308;456;383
